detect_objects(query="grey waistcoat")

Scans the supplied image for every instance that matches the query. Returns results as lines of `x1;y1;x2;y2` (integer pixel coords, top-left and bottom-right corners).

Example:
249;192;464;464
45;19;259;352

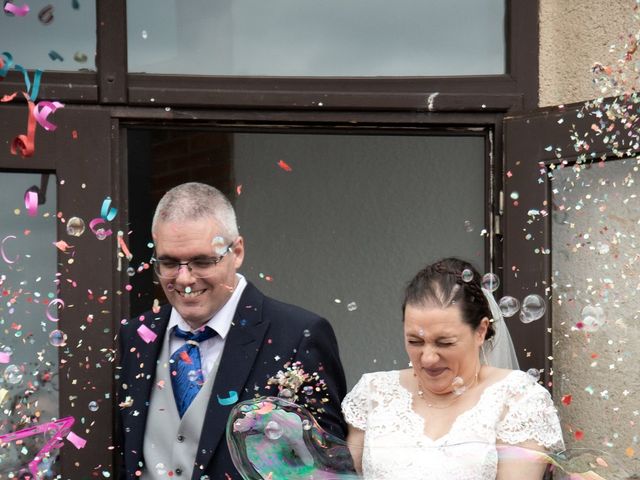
141;330;221;480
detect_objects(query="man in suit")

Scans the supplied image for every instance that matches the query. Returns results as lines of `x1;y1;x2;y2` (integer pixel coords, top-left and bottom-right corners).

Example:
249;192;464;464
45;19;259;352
117;182;348;479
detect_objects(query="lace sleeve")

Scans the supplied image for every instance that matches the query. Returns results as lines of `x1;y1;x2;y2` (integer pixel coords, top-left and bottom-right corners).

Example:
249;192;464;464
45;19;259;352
496;375;565;451
341;374;372;431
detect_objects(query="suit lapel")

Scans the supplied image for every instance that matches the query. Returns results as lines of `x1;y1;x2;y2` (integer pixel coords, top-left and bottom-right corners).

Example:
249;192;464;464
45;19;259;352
193;282;270;476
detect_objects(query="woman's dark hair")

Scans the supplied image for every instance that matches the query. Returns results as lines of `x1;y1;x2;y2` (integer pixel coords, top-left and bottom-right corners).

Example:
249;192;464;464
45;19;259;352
402;257;495;340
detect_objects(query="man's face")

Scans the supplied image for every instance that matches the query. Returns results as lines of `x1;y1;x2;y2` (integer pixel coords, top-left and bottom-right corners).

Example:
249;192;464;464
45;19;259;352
153;218;244;329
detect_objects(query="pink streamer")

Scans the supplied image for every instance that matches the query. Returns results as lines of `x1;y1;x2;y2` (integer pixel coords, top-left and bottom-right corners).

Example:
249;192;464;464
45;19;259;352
66;431;87;449
137;324;157;344
0;417;74;477
46;298;64;322
24;190;38;216
4;2;30;16
1;235;19;264
33;100;64;131
89;217;113;238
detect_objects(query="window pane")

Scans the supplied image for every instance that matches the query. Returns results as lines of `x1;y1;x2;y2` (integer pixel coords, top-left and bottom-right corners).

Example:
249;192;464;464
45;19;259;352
127;0;505;76
127;130;486;386
552;158;637;475
0;0;96;72
0;173;59;472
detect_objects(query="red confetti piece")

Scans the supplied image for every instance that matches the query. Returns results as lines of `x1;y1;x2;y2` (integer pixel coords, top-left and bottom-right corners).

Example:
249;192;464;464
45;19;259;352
277;160;292;172
179;351;193;364
71;130;78;139
561;394;572;406
574;430;584;441
236;184;242;195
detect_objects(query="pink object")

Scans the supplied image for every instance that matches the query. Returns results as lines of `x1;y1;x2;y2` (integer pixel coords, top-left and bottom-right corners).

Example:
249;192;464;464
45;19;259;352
0;417;75;476
0;351;10;363
88;217;113;238
4;2;30;16
33;101;64;131
65;431;87;449
24;190;38;216
137;324;157;343
46;298;65;322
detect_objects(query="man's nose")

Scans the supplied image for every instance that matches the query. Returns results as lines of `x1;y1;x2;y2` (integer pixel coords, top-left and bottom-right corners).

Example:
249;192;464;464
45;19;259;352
174;264;195;283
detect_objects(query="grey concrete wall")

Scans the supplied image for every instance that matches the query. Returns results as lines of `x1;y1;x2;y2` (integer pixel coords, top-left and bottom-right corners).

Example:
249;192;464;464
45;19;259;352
539;0;637;107
540;2;640;475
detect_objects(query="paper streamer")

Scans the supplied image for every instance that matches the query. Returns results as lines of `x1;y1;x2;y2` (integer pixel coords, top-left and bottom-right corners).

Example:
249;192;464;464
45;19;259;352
137;324;157;344
33;100;64;131
100;197;117;221
66;431;87;449
48;50;63;62
46;298;64;322
10;96;36;158
117;231;133;260
0;52;13;78
1;235;19;264
217;390;239;406
37;4;53;24
89;217;113;238
0;417;75;477
13;65;42;101
3;1;30;16
24;189;38;216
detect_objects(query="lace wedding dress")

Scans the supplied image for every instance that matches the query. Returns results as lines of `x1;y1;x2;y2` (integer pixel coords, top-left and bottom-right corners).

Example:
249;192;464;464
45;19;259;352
342;370;564;480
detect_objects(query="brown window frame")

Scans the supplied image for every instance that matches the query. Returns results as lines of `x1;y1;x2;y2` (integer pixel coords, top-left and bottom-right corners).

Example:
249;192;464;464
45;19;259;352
0;0;538;112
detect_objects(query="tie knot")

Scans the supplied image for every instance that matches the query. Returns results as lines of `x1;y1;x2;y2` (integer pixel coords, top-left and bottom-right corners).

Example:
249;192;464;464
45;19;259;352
173;325;216;344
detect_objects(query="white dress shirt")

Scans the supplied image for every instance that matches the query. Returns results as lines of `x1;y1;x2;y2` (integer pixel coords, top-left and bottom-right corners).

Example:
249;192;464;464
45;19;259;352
167;274;247;382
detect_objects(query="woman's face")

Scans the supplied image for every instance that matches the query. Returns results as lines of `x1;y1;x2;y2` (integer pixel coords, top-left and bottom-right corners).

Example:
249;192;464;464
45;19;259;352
404;303;488;395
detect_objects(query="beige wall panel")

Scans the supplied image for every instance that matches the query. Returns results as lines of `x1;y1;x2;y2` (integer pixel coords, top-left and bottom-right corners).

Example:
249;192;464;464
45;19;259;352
539;0;637;106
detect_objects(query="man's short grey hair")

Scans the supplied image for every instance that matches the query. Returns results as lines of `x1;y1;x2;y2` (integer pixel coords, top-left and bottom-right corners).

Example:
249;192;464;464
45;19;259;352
151;182;239;240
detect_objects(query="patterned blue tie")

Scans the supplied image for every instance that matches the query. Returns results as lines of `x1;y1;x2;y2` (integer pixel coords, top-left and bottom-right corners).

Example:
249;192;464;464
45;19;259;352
170;325;217;418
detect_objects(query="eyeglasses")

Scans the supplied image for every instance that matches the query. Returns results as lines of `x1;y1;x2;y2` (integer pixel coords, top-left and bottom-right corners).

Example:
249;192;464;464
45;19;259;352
151;243;234;279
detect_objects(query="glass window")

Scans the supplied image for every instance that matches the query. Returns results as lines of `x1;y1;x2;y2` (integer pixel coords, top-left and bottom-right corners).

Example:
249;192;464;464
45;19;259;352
127;130;486;386
0;0;96;72
0;173;59;472
127;0;505;76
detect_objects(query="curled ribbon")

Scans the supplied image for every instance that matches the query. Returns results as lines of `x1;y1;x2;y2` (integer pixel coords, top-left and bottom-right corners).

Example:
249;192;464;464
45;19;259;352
3;1;30;16
1;235;19;264
33;101;64;131
89;217;113;239
46;298;65;322
0;52;13;78
10;95;36;158
24;189;38;216
100;197;118;221
13;65;42;101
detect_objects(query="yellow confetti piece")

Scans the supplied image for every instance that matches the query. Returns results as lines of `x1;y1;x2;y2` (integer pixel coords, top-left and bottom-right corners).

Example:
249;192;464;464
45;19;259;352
0;388;8;404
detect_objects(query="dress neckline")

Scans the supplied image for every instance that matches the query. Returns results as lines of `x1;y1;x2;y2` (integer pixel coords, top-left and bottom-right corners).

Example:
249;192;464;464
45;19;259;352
392;369;520;443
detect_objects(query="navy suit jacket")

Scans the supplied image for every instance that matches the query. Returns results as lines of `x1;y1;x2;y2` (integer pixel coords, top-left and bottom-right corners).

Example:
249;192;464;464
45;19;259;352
117;281;348;479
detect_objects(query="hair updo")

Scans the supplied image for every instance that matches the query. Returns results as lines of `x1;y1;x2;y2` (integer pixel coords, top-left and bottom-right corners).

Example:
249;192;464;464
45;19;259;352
402;257;495;340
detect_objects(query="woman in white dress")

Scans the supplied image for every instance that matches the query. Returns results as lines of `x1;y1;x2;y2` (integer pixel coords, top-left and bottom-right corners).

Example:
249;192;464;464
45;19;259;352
342;258;564;480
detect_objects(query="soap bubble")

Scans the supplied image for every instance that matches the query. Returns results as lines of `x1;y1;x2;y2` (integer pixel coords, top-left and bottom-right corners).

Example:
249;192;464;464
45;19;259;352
303;386;314;396
461;269;474;283
49;329;67;347
519;294;546;323
88;401;99;412
596;242;610;255
481;273;500;292
264;420;283;440
580;305;605;332
301;419;312;431
66;217;86;237
187;370;198;382
451;376;466;396
212;236;228;255
510;191;520;200
95;228;109;240
464;220;474;232
155;463;167;475
278;388;293;400
126;267;135;277
303;329;311;338
347;302;358;312
526;368;541;382
498;296;520;318
141;30;148;39
4;364;23;384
